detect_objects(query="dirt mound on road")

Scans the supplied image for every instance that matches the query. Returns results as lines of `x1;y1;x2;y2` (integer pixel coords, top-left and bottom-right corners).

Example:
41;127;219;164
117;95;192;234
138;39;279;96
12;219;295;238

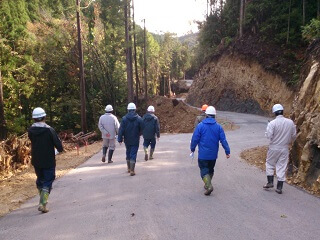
147;96;200;133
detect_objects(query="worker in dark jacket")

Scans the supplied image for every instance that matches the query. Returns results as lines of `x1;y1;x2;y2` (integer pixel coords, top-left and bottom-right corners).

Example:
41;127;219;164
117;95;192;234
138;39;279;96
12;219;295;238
28;107;63;213
118;103;144;176
142;105;160;161
190;106;230;196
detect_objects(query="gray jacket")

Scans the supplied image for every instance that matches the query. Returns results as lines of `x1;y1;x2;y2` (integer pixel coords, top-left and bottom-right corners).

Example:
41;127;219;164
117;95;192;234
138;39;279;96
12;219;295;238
98;113;120;139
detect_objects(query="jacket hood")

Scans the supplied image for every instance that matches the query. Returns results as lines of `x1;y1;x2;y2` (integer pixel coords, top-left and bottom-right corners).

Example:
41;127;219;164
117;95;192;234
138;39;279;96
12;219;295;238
29;123;50;136
126;111;139;121
144;113;155;121
202;117;217;125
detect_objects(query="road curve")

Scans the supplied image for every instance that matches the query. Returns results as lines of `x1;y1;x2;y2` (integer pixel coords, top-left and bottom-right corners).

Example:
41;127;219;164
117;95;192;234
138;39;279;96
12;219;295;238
0;111;319;240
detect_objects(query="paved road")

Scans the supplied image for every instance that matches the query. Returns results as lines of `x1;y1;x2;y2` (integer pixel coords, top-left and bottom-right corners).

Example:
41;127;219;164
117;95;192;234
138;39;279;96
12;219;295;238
1;112;319;240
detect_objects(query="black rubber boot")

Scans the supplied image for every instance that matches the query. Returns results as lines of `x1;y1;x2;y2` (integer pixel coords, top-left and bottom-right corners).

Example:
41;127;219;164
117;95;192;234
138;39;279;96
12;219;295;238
130;161;136;176
144;147;148;161
108;150;114;163
126;160;130;173
102;147;108;162
275;181;284;194
263;175;274;189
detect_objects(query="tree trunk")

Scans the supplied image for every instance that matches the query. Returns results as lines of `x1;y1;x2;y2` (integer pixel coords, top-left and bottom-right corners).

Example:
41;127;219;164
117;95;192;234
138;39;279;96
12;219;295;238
132;0;140;104
124;0;134;103
239;0;244;38
143;19;148;101
286;0;292;44
0;68;7;140
318;0;320;19
302;0;305;25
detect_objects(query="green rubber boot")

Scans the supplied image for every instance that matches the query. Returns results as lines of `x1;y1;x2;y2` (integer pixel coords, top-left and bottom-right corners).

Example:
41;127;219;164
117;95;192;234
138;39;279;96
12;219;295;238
203;175;213;196
150;148;155;160
38;188;49;213
130;161;136;176
144;147;148;161
126;160;130;173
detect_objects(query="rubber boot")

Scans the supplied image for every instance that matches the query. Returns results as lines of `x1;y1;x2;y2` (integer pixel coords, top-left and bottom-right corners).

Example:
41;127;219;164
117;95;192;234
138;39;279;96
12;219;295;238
38;188;49;213
108;150;114;163
275;181;284;194
263;175;274;189
204;174;214;190
150;148;155;160
130;161;136;176
126;160;130;173
102;147;108;162
144;147;148;161
203;175;213;196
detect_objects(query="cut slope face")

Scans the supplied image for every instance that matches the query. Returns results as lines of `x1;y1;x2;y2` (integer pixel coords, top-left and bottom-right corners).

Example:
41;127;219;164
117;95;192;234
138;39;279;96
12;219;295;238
186;54;294;115
289;40;320;194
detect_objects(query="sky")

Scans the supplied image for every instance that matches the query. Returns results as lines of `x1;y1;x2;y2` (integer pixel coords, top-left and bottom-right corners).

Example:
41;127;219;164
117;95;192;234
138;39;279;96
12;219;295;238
134;0;208;36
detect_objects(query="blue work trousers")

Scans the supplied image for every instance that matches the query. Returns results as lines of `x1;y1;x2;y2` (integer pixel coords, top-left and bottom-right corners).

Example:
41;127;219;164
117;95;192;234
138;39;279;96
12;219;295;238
34;167;56;192
198;159;216;178
125;144;139;162
143;138;156;149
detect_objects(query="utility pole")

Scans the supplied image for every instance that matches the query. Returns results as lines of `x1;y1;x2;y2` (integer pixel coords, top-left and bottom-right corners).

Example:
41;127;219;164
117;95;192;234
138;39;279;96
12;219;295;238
124;0;134;103
132;0;140;104
143;19;147;101
76;0;87;133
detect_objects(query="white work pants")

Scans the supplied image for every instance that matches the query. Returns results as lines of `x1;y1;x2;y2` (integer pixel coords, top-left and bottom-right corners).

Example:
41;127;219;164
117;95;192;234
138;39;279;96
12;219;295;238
265;148;289;181
102;138;116;150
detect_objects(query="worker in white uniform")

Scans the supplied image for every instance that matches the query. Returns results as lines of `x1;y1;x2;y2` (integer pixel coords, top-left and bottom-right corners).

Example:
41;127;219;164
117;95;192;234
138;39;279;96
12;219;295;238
263;104;296;194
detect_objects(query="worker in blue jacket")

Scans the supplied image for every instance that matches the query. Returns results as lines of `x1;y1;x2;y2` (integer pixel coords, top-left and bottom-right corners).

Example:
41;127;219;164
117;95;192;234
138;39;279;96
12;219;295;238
190;106;230;196
118;102;144;176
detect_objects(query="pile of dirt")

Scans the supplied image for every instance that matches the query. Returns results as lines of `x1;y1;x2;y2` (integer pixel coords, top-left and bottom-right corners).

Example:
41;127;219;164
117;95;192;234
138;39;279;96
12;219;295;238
240;146;268;171
146;96;236;133
147;96;200;133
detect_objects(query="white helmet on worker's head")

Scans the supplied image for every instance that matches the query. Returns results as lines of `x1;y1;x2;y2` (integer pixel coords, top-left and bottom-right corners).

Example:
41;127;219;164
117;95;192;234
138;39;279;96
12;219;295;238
32;107;46;119
205;106;216;115
105;104;113;112
147;105;155;112
272;104;284;113
127;102;136;110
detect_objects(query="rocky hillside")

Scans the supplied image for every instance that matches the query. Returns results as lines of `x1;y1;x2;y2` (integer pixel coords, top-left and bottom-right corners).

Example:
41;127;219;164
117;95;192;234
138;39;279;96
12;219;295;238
289;39;320;194
187;53;294;115
186;35;305;116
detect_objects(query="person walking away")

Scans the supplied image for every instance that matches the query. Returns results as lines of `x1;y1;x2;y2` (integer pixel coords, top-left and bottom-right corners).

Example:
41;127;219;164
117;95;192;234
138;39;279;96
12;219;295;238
263;104;296;194
28;107;63;213
142;105;160;161
118;103;144;176
98;104;120;163
190;106;230;196
194;104;208;127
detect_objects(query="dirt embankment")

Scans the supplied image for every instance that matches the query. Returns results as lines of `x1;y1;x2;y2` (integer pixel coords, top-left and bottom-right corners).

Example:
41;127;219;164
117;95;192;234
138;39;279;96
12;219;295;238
187;53;294;115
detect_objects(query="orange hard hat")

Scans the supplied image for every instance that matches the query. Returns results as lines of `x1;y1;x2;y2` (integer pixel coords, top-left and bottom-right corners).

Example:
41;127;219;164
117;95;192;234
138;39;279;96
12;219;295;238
201;104;208;111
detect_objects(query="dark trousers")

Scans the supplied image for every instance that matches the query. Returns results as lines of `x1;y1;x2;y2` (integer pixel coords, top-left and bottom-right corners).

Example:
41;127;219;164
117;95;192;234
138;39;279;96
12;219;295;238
198;159;216;178
34;167;56;192
125;144;139;162
143;138;156;149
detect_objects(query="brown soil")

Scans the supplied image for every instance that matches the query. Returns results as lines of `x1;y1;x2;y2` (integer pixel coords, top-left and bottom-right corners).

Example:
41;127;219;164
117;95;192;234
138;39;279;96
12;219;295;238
0;142;101;217
147;96;237;133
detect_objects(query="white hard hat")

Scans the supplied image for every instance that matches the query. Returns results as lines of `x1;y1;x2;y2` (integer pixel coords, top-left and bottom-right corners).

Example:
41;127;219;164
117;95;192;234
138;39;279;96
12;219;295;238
105;104;113;112
127;102;136;110
205;106;217;115
32;107;46;119
147;105;155;112
272;104;284;113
